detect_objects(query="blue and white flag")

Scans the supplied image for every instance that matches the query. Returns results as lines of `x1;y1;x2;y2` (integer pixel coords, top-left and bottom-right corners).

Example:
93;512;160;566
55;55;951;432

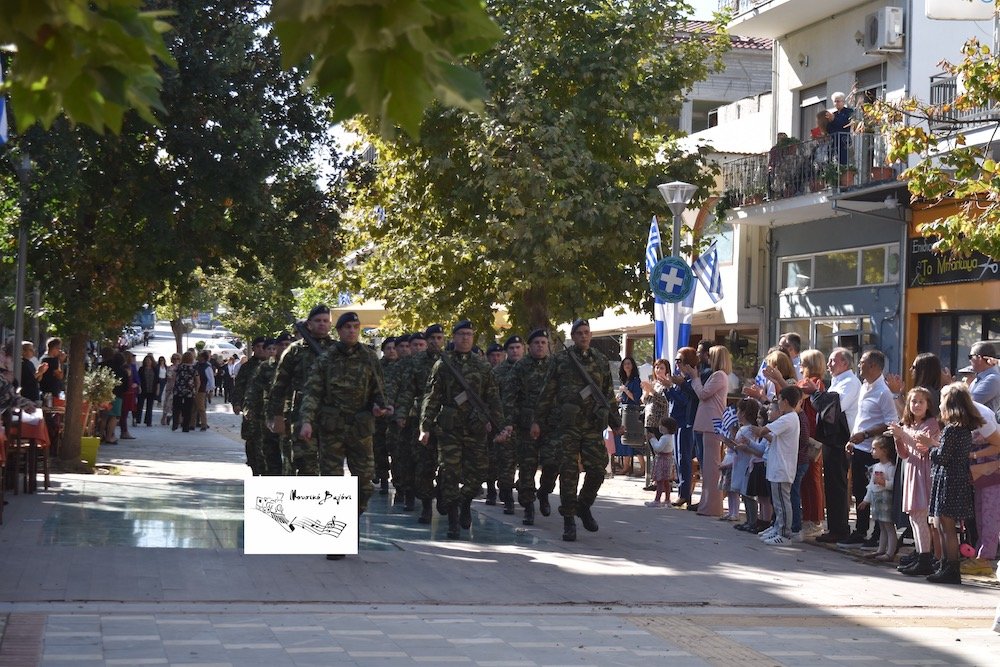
754;360;768;388
0;60;7;146
712;406;739;437
645;216;661;278
692;242;723;303
647;216;667;359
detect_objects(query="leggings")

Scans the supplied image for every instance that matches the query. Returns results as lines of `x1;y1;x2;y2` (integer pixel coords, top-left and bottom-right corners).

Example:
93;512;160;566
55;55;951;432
907;508;932;554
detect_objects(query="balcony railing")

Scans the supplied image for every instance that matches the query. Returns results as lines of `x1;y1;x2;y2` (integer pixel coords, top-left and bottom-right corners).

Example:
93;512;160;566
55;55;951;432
929;74;1000;132
717;0;768;14
719;133;898;208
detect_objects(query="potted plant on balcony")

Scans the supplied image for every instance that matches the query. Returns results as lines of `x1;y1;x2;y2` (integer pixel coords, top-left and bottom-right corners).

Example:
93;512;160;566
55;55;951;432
839;164;858;187
821;161;841;188
870;165;895;181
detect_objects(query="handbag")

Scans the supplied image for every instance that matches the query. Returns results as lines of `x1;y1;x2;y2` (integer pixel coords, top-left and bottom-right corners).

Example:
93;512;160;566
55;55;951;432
807;437;823;462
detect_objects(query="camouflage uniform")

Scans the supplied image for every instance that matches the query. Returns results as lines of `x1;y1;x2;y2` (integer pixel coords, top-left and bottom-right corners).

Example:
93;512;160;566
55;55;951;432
395;349;441;506
299;340;386;513
535;345;620;519
245;357;283;475
503;353;559;509
383;353;411;497
266;336;334;475
420;349;503;512
492;358;519;508
232;355;262;474
373;354;395;487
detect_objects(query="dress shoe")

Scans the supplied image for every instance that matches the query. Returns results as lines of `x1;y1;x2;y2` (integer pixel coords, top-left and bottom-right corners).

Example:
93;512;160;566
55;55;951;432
926;559;961;584
671;498;689;509
686;502;699;512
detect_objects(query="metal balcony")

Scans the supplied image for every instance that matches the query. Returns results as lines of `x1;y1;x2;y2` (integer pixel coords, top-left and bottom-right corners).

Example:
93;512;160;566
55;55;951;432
928;74;1000;132
719;133;899;210
719;0;868;38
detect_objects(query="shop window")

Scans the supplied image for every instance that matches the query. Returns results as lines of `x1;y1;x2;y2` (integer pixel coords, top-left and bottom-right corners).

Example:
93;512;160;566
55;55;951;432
814;251;858;289
861;247;887;284
781;259;811;290
776;319;811;349
917;312;997;375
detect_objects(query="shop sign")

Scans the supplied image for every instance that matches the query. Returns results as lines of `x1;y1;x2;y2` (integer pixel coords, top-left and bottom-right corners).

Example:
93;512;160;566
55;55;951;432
907;236;999;287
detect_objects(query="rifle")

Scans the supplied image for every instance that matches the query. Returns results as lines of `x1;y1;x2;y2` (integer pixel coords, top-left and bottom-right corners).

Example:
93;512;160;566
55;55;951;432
557;338;612;413
436;350;502;433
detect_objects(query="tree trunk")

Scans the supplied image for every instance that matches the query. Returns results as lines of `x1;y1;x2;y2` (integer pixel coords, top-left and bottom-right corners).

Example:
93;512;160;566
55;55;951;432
170;318;185;354
523;286;551;332
59;332;88;464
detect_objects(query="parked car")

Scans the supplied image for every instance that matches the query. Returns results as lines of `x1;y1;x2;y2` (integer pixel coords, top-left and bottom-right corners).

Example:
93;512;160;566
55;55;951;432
206;341;241;360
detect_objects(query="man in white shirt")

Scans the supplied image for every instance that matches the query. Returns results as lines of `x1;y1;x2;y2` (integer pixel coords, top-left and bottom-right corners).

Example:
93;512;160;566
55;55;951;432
839;349;899;547
827;347;861;429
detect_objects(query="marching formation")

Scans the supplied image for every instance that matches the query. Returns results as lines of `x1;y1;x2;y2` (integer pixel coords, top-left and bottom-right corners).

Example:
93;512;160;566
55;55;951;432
233;305;624;548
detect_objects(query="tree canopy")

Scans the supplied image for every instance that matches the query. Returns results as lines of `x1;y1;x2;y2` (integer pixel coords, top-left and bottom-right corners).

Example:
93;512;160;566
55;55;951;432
0;0;500;137
326;0;728;335
869;32;1000;258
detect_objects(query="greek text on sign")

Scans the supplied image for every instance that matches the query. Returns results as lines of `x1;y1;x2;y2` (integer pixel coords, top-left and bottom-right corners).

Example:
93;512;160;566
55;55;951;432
650;257;695;303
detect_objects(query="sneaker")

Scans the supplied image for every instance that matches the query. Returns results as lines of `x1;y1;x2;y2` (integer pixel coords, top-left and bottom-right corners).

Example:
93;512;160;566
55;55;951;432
858;535;880;551
836;533;866;548
727;514;741;522
790;531;803;543
960;558;996;577
644;500;665;507
759;527;779;541
763;534;789;545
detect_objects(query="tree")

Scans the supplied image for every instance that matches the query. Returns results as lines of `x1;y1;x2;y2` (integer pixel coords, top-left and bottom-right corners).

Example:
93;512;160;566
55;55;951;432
0;0;500;137
325;1;728;335
205;261;300;341
868;32;1000;258
0;0;339;466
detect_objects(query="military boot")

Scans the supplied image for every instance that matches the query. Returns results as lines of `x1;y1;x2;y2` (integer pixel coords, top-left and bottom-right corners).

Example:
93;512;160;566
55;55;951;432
562;516;576;541
404;490;416;511
503;497;515;515
522;502;535;526
537;493;551;517
418;499;433;524
578;504;599;532
485;481;498;505
447;505;461;539
459;497;473;529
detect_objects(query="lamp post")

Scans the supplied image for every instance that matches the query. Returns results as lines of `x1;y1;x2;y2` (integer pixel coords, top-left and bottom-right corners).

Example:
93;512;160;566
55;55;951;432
657;181;698;258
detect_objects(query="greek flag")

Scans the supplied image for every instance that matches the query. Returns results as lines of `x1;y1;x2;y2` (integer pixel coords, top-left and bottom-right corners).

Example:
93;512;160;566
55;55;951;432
692;242;723;303
712;406;739;437
647;216;669;359
0;60;7;146
645;216;661;277
754;360;768;388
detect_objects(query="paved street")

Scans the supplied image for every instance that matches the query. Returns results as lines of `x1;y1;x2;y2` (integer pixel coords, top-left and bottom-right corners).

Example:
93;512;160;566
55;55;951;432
1;401;997;666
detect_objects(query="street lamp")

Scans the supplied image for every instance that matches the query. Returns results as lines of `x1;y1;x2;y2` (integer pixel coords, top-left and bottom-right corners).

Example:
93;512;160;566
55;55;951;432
657;181;697;258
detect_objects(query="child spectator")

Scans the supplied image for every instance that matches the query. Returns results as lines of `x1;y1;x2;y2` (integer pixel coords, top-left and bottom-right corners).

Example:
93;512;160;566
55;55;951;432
731;398;762;532
859;435;898;561
889;387;940;575
645;417;678;507
753;385;803;545
926;383;984;584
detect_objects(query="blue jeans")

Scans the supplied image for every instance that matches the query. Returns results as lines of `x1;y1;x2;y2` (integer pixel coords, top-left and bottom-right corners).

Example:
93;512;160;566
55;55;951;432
790;461;810;533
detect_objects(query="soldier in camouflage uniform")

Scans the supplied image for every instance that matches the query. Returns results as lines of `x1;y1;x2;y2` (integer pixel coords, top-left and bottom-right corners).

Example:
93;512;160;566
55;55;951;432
420;320;510;539
271;331;293;472
373;336;397;494
266;304;335;475
483;342;504;505
492;334;524;515
533;319;622;542
299;312;390;513
243;338;278;475
395;326;446;523
232;336;267;474
502;328;556;526
390;331;425;510
385;333;411;504
486;344;504;367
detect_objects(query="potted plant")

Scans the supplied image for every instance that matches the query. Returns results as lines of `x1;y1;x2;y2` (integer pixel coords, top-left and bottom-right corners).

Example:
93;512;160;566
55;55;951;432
80;365;118;467
821;161;841;187
870;165;895;181
839;164;858;187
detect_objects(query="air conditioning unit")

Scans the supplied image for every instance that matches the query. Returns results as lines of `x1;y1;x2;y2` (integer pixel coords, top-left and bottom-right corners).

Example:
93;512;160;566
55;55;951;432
863;7;904;53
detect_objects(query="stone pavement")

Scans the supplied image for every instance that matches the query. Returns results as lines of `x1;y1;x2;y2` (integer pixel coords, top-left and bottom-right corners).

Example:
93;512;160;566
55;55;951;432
1;402;998;666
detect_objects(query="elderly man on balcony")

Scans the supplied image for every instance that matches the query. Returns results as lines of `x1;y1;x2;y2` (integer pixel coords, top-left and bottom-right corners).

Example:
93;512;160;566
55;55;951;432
827;92;854;165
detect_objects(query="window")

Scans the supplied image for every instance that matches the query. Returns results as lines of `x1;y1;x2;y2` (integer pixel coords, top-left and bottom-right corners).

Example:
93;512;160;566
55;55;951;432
779;243;898;293
705;222;734;264
799;83;827;138
917;312;999;375
777;319;811;349
779;317;874;360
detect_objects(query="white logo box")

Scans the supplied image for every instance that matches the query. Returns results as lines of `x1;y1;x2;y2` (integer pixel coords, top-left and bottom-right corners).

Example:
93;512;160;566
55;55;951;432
244;476;359;555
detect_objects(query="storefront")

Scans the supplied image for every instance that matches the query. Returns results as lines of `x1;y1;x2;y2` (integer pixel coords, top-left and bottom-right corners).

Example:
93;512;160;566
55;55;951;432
904;204;1000;372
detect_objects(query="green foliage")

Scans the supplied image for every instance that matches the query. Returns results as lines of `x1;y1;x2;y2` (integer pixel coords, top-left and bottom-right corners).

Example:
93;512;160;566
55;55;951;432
270;0;502;138
0;0;173;133
82;365;118;406
866;34;1000;258
330;1;728;334
206;261;299;340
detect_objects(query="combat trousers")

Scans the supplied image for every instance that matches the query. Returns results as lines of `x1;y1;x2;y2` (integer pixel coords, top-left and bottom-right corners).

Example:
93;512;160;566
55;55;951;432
373;416;391;483
390;419;416;493
437;425;489;510
242;417;265;475
413;432;439;501
262;430;283;476
485;435;498;488
497;434;517;499
315;419;375;513
557;422;608;518
515;428;559;505
291;410;319;476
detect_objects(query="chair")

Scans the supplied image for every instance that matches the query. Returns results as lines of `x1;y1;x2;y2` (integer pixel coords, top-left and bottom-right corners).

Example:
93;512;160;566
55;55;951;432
6;408;51;494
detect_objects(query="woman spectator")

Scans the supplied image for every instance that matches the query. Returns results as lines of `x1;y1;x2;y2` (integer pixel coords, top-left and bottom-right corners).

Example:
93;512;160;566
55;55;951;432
666;347;700;508
156;356;168;404
99;349;129;444
638;359;671;480
744;348;796;403
615;357;644;477
122;351;139;434
137;354;159;427
160;354;179;426
172;351;199;432
682;345;732;517
796;349;827;537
